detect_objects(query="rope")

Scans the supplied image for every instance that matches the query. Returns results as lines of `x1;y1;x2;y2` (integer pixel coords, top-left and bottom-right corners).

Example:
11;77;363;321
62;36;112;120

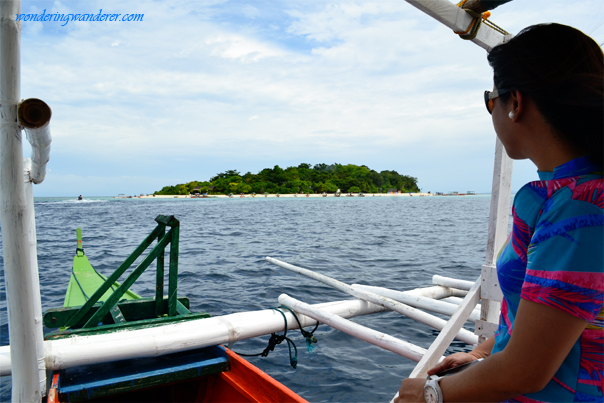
71;267;90;301
279;306;319;353
453;9;484;40
233;307;320;368
483;18;510;36
91;266;117;292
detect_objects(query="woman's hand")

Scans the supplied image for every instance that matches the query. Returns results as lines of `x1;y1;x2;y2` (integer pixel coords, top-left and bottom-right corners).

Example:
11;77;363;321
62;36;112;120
460;0;488;13
394;378;425;403
427;352;480;376
428;336;494;376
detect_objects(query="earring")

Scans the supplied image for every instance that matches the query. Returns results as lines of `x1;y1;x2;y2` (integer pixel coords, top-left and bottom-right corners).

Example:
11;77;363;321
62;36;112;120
509;111;515;119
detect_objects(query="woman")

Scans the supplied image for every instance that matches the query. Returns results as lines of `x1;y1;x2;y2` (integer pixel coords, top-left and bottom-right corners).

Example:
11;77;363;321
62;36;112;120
397;23;603;402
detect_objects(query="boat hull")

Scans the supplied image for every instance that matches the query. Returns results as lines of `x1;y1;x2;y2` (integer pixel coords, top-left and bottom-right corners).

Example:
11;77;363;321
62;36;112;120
47;346;307;403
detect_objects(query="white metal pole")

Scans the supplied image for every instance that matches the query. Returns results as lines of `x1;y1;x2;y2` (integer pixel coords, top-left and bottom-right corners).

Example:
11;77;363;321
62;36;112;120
432;275;474;291
266;257;477;345
0;298;387;374
0;0;43;401
404;285;467;299
441;296;478;306
20;98;52;184
351;284;480;323
400;285;453;299
278;294;432;363
22;159;46;396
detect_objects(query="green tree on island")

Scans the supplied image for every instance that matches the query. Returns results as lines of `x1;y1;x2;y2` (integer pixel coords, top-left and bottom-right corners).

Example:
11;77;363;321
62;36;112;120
153;163;420;195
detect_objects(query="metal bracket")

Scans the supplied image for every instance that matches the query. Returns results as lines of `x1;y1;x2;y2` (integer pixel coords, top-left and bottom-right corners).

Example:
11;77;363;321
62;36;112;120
481;264;502;302
474;319;499;338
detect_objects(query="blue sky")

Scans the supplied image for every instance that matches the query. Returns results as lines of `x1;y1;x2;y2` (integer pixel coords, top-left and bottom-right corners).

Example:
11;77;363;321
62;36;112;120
17;0;604;197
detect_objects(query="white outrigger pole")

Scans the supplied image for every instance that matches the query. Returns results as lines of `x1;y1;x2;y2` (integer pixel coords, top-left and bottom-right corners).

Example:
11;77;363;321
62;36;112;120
1;0;51;401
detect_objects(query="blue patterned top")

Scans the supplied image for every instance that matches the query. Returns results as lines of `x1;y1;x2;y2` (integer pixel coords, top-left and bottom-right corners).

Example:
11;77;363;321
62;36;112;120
493;156;603;402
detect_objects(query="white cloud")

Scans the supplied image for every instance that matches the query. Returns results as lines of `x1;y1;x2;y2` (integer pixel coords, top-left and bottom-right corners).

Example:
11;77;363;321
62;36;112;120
16;0;604;196
205;34;284;62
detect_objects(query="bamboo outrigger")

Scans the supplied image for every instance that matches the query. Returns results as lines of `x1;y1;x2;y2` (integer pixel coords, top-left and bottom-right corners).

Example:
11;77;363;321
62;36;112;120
0;0;514;402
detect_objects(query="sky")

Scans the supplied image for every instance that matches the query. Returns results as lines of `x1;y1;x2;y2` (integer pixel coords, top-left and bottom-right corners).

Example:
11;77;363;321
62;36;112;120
15;0;604;197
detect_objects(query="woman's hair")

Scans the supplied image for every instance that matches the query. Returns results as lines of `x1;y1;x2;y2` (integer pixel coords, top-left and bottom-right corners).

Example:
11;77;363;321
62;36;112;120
487;23;603;169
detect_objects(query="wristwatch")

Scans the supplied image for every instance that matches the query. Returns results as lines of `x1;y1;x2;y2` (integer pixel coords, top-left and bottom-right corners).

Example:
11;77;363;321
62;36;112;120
423;376;443;403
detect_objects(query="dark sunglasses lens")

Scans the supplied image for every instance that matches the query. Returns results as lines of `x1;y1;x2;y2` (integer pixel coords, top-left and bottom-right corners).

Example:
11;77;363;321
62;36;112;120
484;91;493;114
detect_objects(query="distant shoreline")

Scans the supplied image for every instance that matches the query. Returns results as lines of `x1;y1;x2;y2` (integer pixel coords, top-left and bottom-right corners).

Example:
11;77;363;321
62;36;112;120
138;193;434;199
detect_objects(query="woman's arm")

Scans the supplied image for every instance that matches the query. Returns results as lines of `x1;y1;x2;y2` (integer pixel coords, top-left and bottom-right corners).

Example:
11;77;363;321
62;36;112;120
396;299;588;402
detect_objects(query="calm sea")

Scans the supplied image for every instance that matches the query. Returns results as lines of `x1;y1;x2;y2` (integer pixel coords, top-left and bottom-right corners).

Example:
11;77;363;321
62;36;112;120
0;195;497;402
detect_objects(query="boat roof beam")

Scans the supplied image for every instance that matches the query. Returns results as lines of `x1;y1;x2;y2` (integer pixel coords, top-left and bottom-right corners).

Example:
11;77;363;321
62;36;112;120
403;0;513;51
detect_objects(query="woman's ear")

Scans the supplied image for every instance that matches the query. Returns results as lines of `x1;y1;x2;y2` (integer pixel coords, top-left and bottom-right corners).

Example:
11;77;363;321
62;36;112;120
509;90;524;121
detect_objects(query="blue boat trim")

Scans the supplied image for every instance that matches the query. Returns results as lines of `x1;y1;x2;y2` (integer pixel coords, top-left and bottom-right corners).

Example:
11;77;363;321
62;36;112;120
57;346;230;402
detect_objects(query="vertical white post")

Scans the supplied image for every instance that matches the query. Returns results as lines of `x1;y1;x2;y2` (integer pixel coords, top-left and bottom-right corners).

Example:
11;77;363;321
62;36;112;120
0;1;43;402
476;138;512;342
23;159;47;397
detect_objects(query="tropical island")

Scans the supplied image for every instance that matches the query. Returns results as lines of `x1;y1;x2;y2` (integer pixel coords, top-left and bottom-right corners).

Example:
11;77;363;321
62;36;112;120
153;163;420;195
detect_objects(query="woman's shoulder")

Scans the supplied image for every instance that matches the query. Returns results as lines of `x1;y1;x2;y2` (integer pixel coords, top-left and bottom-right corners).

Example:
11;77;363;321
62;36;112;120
515;175;603;212
510;175;602;233
512;181;550;226
543;175;603;218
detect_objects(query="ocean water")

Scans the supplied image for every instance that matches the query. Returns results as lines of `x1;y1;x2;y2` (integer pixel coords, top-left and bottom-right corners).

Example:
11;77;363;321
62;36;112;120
0;195;495;402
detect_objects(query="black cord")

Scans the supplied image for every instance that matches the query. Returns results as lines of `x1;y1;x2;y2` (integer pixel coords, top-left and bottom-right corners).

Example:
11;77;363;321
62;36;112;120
233;307;320;368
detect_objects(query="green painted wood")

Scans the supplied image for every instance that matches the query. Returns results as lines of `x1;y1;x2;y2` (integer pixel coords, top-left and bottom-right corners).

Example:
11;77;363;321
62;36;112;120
45;297;193;329
154;215;179;227
64;254;140;309
82;228;173;328
116;296;190;320
176;300;191;316
76;228;84;257
168;224;179;317
45;312;210;340
64;225;162;328
109;305;126;324
155;225;165;317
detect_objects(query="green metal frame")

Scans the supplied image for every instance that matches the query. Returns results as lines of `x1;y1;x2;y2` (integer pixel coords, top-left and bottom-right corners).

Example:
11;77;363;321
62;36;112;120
44;298;211;340
60;215;187;329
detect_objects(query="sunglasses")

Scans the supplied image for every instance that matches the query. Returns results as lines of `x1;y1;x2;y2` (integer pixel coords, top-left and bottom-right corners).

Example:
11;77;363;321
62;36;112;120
484;89;511;114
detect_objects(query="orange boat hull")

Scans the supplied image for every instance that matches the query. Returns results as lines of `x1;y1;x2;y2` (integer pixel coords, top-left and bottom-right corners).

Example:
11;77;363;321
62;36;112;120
47;346;308;403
